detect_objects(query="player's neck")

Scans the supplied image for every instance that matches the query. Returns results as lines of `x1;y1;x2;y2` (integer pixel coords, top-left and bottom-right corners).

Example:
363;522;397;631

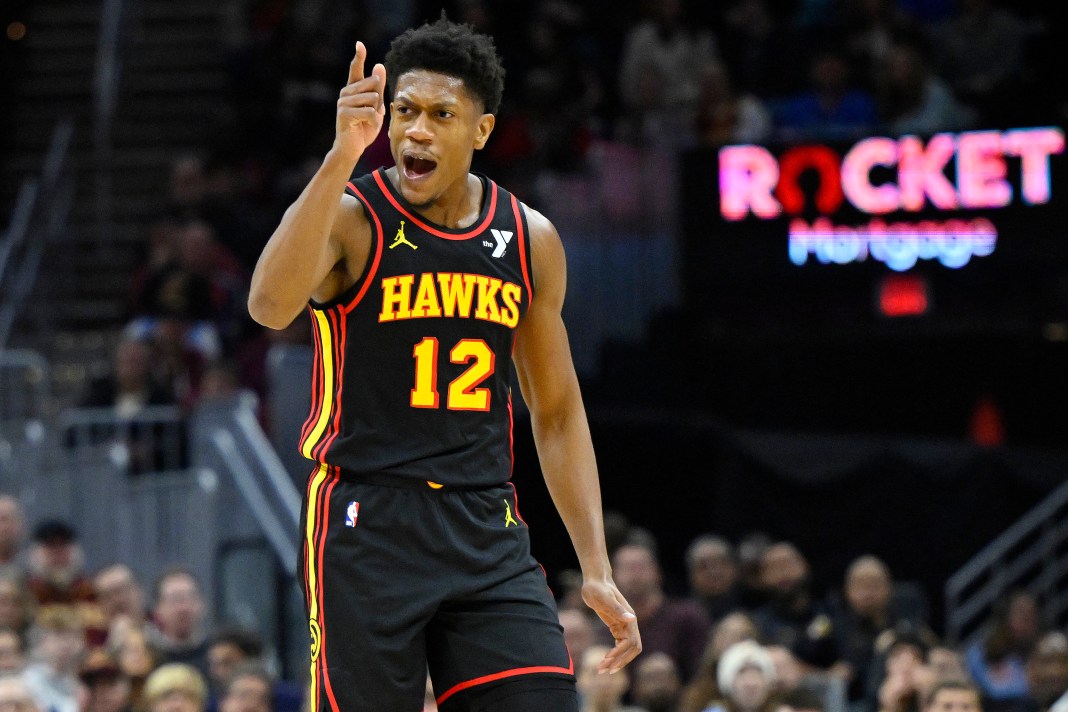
389;169;484;229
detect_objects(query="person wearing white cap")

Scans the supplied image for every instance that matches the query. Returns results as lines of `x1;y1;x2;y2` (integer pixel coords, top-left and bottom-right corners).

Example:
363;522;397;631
701;640;779;712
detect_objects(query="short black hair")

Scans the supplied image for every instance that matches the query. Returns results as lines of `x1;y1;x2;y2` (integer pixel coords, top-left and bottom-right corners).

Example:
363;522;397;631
32;519;76;544
209;625;264;659
222;662;274;697
385;16;505;115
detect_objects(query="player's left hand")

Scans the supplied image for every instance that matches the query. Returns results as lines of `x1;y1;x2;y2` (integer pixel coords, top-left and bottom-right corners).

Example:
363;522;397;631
581;577;642;674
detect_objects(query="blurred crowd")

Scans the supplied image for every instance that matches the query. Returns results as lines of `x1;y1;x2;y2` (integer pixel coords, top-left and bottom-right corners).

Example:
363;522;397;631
0;494;299;712
553;516;1066;712
42;1;1065;711
82;0;1062;425
2;491;1067;712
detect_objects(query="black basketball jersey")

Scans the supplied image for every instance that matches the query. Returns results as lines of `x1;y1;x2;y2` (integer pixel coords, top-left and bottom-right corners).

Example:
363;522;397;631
297;168;534;486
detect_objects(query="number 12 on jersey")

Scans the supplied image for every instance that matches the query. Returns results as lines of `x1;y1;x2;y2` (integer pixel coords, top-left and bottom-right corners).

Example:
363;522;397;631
410;337;496;411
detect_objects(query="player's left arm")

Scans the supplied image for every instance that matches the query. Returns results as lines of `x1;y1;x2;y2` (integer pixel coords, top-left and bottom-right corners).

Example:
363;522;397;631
513;207;641;674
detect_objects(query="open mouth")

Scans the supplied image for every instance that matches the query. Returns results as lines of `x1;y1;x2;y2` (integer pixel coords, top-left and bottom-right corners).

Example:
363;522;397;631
403;154;437;180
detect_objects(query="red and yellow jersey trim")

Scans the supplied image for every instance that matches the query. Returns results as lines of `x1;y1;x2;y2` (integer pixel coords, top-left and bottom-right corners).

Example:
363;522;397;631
373;169;499;240
299;182;384;462
304;463;342;712
434;656;575;706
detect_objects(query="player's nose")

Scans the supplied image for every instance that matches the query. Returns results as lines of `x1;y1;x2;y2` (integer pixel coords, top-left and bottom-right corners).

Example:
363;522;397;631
405;114;433;142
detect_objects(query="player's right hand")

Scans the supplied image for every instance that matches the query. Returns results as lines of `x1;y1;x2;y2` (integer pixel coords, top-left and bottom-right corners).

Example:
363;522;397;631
334;41;387;162
581;577;642;674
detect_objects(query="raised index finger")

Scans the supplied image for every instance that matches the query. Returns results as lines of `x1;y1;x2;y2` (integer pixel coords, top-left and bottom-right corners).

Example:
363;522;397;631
347;41;366;85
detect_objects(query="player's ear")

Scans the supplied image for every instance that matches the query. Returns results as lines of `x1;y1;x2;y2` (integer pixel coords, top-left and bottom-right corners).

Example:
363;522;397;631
474;113;495;150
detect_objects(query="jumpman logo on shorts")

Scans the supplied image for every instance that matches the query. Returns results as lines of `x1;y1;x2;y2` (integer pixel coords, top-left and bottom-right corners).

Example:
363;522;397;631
389;220;418;250
503;500;518;527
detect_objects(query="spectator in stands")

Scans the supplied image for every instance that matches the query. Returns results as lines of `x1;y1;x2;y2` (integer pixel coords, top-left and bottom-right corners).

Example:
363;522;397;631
965;591;1039;704
681;612;760;712
1027;632;1068;712
20;605;85;712
172;220;248;349
772;45;878;141
142;663;208;712
876;39;974;136
0;675;42;712
127;261;218;366
875;627;936;712
752;543;836;670
617;0;718;147
79;647;134;712
148;569;209;680
125;217;247;406
686;535;745;626
632;652;685;712
868;623;940;704
576;644;641;712
216;663;272;712
205;627;260;700
0;574;35;642
0;626;27;673
124;256;221;410
74;335;187;473
612;539;711;682
704;640;780;712
79;338;175;417
694;61;772;147
204;626;299;712
0;495;27;577
24;521;96;612
832;556;930;706
94;565;148;639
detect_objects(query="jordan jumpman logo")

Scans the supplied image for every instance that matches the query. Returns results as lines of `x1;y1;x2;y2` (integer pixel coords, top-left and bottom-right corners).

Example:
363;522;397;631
503;500;518;527
389;220;418;250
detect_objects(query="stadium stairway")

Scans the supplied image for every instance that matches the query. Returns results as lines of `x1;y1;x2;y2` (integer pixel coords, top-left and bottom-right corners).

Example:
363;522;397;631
4;0;230;412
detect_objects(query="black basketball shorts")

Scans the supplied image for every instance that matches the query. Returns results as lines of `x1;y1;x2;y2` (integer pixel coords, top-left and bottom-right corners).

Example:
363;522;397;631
300;463;576;711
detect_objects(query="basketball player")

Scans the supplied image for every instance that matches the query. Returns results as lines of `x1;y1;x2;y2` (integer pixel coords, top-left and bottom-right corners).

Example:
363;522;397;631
248;18;641;712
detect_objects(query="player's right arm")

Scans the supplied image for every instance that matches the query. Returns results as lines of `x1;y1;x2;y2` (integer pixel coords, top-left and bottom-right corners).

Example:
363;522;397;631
248;42;387;329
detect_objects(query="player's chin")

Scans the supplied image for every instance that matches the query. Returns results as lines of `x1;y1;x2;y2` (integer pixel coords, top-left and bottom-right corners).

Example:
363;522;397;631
398;178;436;208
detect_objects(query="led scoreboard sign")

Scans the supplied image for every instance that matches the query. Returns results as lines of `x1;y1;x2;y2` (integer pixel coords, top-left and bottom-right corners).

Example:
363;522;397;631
717;127;1065;271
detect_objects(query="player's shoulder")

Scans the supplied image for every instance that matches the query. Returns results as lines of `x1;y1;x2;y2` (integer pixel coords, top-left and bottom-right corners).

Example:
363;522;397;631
514;200;560;247
342;170;377;205
333;178;376;253
337;192;372;235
